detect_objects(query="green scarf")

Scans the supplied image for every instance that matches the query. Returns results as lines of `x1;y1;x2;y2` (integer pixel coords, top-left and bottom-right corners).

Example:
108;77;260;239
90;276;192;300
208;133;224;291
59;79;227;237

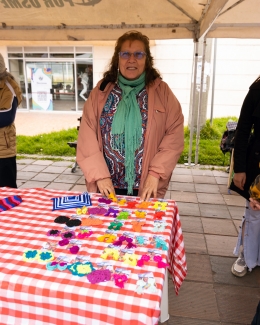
111;72;145;194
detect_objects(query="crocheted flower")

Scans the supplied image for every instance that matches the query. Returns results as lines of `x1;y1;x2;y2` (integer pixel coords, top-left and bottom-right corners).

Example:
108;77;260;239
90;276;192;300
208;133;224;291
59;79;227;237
67;262;95;276
113;274;128;288
38;251;54;263
23;249;39;262
87;269;111;284
61;231;76;240
47;229;61;237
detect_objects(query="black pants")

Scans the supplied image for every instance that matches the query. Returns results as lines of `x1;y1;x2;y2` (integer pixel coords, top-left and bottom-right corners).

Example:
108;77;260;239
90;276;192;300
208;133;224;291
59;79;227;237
252;301;260;325
0;156;17;188
115;188;139;197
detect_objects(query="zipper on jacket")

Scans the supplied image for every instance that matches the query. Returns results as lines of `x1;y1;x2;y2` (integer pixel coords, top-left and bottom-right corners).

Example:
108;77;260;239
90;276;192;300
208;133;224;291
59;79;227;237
4;131;9;148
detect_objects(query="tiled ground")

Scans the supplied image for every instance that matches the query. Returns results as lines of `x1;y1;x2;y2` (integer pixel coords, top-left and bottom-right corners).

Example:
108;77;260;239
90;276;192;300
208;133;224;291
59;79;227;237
16;158;260;325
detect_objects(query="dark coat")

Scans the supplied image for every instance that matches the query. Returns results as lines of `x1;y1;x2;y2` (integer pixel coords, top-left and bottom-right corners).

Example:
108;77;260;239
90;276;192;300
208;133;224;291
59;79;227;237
231;77;260;200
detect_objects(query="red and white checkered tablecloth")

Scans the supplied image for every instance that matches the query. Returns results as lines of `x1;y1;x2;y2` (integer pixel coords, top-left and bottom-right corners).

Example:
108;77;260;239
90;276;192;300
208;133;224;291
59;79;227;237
0;187;187;325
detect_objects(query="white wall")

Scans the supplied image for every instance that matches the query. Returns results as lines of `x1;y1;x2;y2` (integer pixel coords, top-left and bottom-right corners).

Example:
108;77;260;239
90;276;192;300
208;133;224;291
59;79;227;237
207;39;260;119
153;39;194;125
3;39;260;125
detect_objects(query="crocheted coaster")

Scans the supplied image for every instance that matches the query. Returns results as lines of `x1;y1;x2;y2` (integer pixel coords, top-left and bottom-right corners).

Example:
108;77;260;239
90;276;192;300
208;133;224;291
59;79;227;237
0;195;22;212
51;192;92;211
23;249;39;262
67;261;95;276
87;269;111;284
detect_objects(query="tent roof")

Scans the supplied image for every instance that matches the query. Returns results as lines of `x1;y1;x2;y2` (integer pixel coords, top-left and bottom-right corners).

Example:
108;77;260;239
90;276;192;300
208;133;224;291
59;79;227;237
0;0;260;42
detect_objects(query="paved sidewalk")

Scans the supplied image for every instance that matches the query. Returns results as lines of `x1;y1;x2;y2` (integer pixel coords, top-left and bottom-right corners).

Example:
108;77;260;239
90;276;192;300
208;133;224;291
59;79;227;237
15;158;260;324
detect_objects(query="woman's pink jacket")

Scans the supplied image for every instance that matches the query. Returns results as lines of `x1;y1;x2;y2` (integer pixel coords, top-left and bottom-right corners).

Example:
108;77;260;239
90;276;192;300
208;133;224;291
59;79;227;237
77;77;184;198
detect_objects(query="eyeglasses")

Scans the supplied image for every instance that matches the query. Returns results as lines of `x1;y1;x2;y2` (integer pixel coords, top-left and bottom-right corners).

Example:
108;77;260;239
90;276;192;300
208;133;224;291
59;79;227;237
118;51;146;60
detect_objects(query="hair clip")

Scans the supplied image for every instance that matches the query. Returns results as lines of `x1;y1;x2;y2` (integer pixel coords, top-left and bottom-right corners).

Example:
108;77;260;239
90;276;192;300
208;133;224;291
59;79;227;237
136;202;151;209
87;269;111;284
100;248;120;261
54;216;70;224
154;211;165;220
135;211;146;219
108;221;123;231
76;206;87;215
46;260;68;271
77;231;93;239
61;231;76;240
137;254;151;267
97;234;117;243
112;236;136;249
81;218;103;226
155;237;168;251
105;207;119;218
118;198;127;206
88;207;107;215
153;255;169;268
113;274;128;288
152;202;168;211
131;221;145;232
23;249;39;262
125;201;138;209
67;261;95;277
152;223;166;233
47;229;61;237
108;193;117;203
136;236;145;245
69;245;80;254
122;253;138;267
117;211;130;220
59;238;70;246
113;235;126;246
38;251;54;263
66;219;82;228
98;197;112;204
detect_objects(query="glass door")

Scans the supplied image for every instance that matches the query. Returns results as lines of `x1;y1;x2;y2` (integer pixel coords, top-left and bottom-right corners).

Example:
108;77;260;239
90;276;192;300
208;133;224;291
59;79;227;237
25;61;75;111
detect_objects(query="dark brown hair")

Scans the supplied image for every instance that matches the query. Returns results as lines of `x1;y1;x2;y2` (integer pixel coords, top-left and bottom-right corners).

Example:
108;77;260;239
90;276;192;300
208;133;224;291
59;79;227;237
103;30;161;85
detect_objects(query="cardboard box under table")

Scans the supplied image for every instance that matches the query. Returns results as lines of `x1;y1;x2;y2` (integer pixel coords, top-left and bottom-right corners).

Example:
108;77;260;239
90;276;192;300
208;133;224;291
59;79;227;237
0;188;187;325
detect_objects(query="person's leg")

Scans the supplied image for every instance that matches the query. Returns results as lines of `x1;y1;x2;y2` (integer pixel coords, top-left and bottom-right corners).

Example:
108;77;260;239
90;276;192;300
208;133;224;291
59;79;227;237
0;156;17;188
232;201;260;276
231;202;247;277
251;301;260;325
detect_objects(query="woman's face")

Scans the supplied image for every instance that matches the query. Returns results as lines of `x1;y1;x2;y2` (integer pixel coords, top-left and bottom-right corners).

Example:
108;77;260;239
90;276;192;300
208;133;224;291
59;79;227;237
118;40;146;80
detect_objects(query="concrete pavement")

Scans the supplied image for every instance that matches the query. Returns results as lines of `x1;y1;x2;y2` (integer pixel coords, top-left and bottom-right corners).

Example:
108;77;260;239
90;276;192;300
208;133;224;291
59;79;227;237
15;157;260;325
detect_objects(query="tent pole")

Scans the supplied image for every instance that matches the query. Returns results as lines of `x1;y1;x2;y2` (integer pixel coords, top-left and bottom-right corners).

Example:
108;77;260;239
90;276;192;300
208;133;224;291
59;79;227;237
188;40;199;165
195;37;207;165
210;38;217;125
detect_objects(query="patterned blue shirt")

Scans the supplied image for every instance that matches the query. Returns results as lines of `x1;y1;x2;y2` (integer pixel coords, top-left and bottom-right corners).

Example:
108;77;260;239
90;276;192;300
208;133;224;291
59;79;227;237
100;84;148;189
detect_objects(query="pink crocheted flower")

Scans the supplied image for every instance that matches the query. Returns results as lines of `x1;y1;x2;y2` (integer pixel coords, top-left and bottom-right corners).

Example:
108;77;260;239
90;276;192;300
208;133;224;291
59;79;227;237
113;274;128;288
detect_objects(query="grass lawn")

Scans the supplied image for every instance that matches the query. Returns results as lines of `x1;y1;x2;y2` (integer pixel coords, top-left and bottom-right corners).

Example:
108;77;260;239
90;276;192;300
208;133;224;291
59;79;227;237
17;116;238;166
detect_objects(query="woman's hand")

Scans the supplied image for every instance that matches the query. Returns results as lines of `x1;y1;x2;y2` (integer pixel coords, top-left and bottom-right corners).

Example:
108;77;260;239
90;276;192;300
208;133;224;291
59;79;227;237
96;178;115;198
233;172;246;190
140;174;159;201
249;198;260;211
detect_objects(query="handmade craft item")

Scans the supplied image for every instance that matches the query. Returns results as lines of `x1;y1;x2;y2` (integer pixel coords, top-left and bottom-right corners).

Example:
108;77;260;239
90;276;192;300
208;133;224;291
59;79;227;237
0;195;22;212
51;192;92;211
87;269;111;284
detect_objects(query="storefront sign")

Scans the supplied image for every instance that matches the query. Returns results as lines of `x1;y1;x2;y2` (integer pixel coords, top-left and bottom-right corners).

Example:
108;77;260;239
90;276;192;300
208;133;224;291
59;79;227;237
0;0;101;8
31;68;53;111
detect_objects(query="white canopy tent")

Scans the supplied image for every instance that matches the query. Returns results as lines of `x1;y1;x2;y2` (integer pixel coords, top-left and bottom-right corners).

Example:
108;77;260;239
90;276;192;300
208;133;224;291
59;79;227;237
1;0;259;164
0;0;259;41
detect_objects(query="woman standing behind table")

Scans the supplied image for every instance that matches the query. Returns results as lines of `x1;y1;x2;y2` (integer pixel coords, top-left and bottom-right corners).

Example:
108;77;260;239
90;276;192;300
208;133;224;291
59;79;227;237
77;30;184;201
0;54;22;188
